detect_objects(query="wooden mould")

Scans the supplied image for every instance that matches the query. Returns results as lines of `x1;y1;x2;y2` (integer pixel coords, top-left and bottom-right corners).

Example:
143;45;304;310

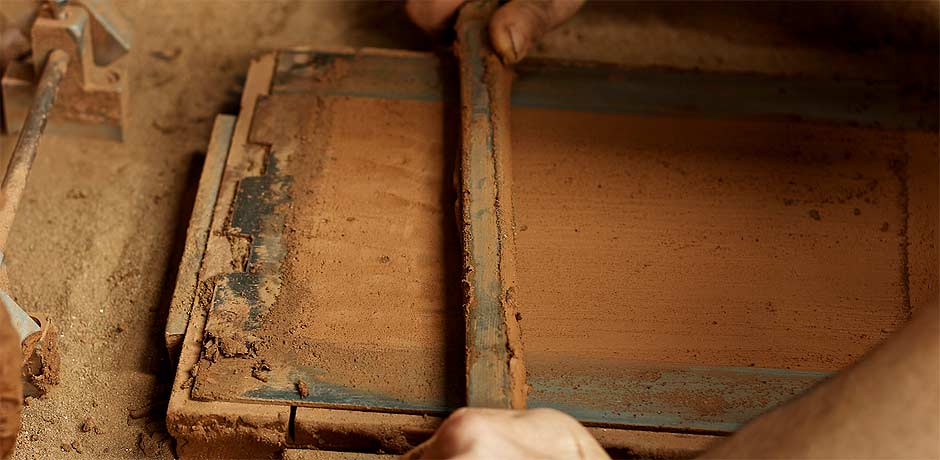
164;46;939;459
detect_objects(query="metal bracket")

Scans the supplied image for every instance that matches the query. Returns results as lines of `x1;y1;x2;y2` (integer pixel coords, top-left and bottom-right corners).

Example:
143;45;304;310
1;2;129;139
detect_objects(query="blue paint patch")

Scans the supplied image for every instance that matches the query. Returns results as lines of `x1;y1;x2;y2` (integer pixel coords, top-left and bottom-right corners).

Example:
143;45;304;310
244;377;450;414
528;363;829;433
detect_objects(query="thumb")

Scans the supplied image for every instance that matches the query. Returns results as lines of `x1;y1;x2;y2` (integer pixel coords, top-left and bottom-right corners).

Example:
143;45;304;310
489;0;584;64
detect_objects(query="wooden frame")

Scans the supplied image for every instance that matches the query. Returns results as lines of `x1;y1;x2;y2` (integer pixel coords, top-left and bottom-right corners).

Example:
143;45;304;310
165;46;937;459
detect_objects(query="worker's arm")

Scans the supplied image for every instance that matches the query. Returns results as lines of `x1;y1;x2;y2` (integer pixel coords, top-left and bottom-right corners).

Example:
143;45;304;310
406;297;939;459
702;297;939;459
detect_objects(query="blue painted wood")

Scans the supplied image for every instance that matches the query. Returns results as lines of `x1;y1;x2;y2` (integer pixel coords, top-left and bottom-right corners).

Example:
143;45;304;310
244;369;451;415
454;0;522;410
271;50;937;131
528;358;828;432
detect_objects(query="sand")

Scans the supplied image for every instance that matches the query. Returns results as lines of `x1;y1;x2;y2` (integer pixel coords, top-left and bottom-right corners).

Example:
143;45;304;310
0;2;430;459
512;110;929;371
257;95;463;407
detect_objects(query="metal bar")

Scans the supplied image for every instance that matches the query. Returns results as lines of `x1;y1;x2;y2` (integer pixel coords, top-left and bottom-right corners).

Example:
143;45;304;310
0;49;69;250
454;0;526;409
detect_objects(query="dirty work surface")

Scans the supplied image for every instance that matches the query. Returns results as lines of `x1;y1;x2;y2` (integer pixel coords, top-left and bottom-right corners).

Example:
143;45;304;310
512;110;938;429
513;113;929;370
0;2;431;458
183;44;937;436
0;0;937;458
192;94;465;412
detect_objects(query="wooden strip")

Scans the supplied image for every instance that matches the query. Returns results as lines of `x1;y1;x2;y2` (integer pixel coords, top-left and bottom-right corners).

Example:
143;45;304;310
165;115;235;357
197;52;276;283
269;49;938;132
291;406;717;456
455;0;526;409
292;407;441;453
166;54;290;459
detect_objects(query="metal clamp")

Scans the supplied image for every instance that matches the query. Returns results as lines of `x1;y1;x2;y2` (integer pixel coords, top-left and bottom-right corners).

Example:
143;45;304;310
1;0;129;139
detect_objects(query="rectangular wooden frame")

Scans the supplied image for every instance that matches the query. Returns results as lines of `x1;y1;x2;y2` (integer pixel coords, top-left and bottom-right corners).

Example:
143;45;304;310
165;46;936;459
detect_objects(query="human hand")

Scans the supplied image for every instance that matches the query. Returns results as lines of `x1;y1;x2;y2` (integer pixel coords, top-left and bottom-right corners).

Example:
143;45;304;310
404;407;610;460
0;12;30;70
405;0;585;64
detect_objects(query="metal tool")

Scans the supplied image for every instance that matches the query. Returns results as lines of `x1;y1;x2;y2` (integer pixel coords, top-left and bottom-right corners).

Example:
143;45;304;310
1;0;129;139
0;49;69;398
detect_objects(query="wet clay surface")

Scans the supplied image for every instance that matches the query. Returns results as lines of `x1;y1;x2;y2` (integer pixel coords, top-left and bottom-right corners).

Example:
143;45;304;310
190;94;464;409
269;96;462;407
511;109;937;372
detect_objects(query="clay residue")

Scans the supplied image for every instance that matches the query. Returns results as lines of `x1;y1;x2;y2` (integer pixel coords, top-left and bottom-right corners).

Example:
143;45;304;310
201;292;259;361
485;48;527;410
255;95;464;407
511;108;933;372
167;404;288;459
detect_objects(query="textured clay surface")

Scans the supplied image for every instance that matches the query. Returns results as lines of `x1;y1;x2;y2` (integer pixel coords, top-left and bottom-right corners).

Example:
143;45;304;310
511;109;935;372
261;95;464;407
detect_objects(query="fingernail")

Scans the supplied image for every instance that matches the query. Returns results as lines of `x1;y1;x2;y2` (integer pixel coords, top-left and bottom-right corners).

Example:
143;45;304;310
506;25;524;63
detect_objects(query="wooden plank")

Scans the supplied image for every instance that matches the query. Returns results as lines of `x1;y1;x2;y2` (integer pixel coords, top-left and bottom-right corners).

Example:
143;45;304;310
166;54;292;460
270;49;938;133
165;115;236;358
528;361;827;432
454;0;526;409
292;407;441;453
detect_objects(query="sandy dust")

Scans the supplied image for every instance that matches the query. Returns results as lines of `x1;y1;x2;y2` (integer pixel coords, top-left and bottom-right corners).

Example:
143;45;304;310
512;110;934;371
262;95;463;407
0;0;935;458
0;2;429;458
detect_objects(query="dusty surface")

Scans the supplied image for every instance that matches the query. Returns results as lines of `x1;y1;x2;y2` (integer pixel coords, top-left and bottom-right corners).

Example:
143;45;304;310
1;2;429;458
0;0;935;458
271;96;460;405
190;93;464;410
512;111;936;371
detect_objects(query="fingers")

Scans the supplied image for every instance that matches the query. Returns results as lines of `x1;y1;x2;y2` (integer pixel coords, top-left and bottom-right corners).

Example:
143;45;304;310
405;0;583;64
411;407;484;459
402;407;609;460
489;0;585;63
405;0;467;34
